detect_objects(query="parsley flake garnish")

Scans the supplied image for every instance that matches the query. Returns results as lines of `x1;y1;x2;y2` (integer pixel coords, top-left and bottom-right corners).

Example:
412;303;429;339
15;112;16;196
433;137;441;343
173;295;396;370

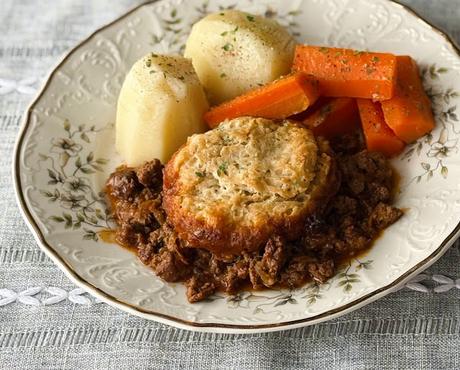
222;43;233;51
217;162;228;176
247;15;255;22
366;67;376;75
195;171;205;178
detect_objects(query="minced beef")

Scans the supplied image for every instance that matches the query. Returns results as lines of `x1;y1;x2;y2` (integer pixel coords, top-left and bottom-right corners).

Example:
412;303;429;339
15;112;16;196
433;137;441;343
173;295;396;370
106;145;403;303
135;159;163;189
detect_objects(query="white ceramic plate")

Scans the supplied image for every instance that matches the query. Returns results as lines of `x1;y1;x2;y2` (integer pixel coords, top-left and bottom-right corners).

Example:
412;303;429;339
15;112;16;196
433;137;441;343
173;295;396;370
14;0;460;333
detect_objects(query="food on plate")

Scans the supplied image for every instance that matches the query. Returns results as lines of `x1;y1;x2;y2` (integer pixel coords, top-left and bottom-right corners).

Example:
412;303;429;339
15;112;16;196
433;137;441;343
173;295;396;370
203;73;319;128
104;9;440;303
381;56;435;143
116;53;209;165
163;117;338;257
292;45;398;100
106;130;402;303
357;99;406;158
299;97;360;139
184;10;296;104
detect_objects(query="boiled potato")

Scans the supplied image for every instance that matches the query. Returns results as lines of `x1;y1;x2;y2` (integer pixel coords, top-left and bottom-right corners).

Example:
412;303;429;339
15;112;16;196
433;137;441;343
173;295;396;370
184;10;295;104
116;53;209;166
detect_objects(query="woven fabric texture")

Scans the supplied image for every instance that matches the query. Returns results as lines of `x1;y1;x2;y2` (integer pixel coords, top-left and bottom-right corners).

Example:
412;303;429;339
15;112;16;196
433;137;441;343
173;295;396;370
0;0;459;369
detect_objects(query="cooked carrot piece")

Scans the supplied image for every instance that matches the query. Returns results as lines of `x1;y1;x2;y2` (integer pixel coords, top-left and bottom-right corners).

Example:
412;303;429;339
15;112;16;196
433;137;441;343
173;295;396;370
203;73;320;128
292;45;397;100
380;56;435;143
300;97;360;138
357;99;405;157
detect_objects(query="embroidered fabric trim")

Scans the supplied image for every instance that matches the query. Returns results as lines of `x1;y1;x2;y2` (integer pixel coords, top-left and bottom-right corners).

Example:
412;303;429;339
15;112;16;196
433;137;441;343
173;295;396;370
0;287;101;306
0;77;38;94
0;274;458;307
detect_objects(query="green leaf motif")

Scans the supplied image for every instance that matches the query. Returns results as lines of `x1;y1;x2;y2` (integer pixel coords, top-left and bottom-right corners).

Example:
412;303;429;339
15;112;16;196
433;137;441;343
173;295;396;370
96;158;109;165
165;18;181;25
80;167;96;174
83;229;98;241
59;152;70;167
88;216;98;224
63;213;73;229
441;166;448;178
80;132;90;143
48;169;57;180
83;233;98;241
347;279;360;283
95;209;105;220
49;216;64;223
87;152;94;163
274;299;287;307
90;164;104;172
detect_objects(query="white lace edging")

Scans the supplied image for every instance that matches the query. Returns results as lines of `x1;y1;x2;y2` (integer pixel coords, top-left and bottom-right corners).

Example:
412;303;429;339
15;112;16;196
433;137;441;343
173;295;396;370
403;274;460;293
0;287;101;306
0;77;38;94
0;274;458;307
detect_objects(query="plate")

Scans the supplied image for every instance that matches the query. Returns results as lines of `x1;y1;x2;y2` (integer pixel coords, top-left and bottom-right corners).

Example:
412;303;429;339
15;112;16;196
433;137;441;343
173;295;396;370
13;0;460;333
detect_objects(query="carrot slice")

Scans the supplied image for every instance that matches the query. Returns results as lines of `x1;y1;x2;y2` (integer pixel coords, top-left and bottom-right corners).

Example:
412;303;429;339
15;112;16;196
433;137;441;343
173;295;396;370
357;99;405;157
204;73;320;128
292;45;397;100
380;56;435;143
301;97;360;138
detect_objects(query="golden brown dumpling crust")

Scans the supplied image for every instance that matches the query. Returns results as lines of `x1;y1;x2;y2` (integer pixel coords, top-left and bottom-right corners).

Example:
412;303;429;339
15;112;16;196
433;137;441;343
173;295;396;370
163;117;339;257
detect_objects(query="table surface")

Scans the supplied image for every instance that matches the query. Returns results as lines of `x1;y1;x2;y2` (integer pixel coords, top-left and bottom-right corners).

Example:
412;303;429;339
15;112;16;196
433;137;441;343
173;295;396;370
1;0;459;369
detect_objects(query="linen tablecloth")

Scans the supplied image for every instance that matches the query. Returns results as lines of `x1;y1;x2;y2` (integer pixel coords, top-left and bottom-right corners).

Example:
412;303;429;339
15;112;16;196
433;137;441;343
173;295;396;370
1;0;459;368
